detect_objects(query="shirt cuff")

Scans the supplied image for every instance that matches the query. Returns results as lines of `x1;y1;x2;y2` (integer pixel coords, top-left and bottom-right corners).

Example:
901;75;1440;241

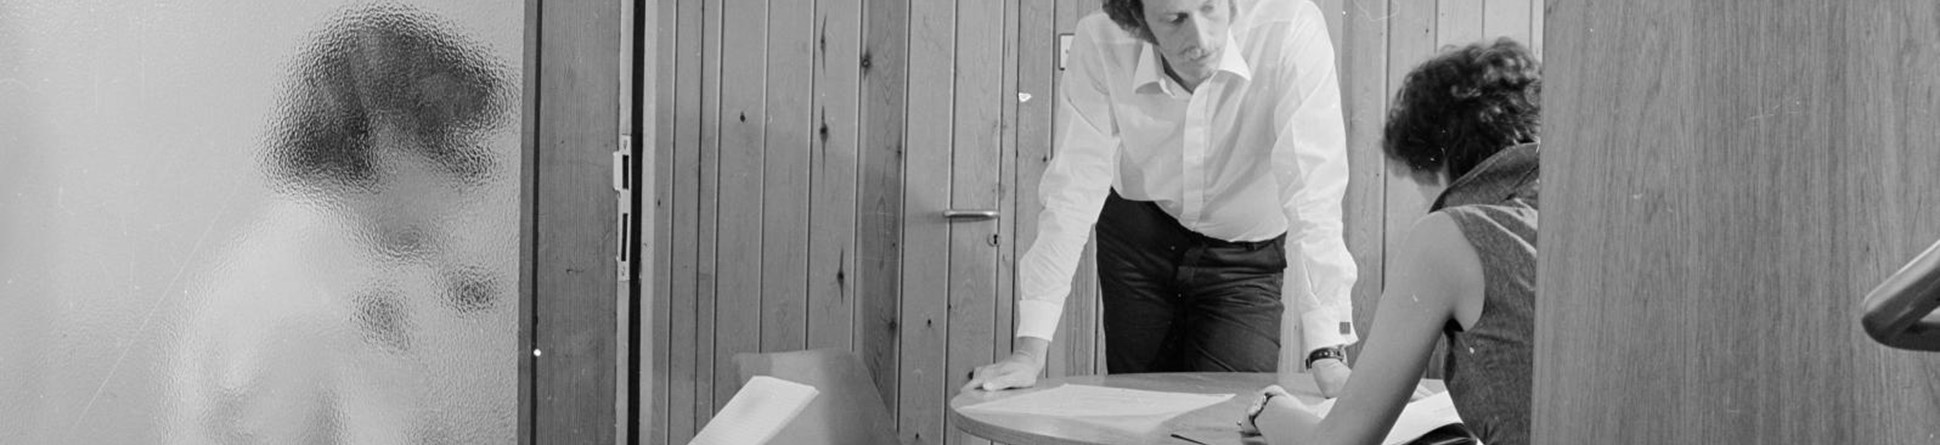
1300;309;1357;357
1015;299;1065;342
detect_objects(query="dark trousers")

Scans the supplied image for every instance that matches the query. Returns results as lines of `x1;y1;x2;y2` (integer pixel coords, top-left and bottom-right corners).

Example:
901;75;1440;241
1097;191;1286;373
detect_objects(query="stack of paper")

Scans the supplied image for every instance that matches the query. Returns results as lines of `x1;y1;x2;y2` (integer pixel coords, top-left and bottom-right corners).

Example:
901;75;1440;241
959;384;1233;418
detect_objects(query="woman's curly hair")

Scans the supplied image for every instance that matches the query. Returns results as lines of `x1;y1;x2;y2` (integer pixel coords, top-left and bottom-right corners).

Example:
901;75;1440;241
1383;38;1541;181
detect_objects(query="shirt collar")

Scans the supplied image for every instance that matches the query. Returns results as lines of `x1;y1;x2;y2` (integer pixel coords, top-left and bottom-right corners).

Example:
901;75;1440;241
1131;34;1252;95
1430;143;1542;211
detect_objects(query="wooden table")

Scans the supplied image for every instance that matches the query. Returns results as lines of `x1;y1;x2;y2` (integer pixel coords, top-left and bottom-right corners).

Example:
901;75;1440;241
948;373;1298;445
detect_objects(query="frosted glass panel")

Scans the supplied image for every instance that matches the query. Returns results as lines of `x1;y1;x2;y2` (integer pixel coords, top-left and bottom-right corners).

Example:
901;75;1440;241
0;2;523;443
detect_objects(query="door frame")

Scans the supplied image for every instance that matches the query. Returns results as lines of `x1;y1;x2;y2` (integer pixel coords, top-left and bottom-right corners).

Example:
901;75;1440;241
519;0;644;443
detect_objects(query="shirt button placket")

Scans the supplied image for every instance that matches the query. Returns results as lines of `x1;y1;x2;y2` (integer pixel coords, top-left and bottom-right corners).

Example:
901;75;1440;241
1180;80;1211;229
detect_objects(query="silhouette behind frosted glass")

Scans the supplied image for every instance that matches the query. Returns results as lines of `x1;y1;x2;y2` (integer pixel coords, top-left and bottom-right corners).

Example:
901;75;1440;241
169;4;518;443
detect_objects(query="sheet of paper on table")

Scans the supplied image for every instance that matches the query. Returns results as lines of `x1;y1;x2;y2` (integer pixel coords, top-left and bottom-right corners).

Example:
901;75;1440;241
959;384;1234;418
1311;391;1466;445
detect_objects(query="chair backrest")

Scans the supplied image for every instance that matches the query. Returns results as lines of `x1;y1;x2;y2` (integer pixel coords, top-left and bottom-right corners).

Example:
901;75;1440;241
734;348;900;445
690;376;820;445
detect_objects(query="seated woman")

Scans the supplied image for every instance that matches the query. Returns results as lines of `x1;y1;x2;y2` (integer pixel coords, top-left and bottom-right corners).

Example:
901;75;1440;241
1243;38;1542;445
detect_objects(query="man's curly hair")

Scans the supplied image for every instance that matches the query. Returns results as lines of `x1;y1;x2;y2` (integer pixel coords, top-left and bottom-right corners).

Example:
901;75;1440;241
1383;38;1541;181
1101;0;1237;44
1101;0;1157;43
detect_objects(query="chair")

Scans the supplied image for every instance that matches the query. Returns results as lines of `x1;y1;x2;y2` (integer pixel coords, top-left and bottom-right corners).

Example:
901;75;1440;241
732;348;900;445
690;376;820;445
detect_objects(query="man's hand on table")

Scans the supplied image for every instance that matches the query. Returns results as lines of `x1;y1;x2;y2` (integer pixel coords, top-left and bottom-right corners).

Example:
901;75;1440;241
962;337;1051;392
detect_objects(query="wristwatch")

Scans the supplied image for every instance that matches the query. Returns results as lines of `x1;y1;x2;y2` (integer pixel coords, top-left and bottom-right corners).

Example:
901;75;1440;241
1304;346;1346;369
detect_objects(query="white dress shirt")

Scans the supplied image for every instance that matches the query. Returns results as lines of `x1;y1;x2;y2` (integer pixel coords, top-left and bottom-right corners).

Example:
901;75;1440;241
1015;0;1357;363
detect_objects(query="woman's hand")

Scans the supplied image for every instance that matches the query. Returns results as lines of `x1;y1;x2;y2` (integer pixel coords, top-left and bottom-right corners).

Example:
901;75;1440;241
1240;385;1293;435
1243;385;1326;443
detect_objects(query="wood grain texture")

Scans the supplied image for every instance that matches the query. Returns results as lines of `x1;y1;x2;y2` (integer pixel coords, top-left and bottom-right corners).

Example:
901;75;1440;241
1054;0;1107;379
944;1;1007;443
648;0;676;437
712;0;768;414
649;0;681;440
1528;0;1542;57
808;0;864;353
858;0;911;419
897;0;956;442
1339;0;1388;363
517;2;538;444
534;0;623;441
1841;2;1940;442
1014;0;1061;379
1481;0;1532;46
1436;0;1483;48
639;0;668;442
693;0;726;426
663;0;704;440
1381;0;1442;379
993;0;1021;374
760;0;815;354
1535;0;1940;442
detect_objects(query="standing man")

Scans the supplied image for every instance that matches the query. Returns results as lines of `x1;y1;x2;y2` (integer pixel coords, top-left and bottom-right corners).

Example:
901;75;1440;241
965;0;1357;396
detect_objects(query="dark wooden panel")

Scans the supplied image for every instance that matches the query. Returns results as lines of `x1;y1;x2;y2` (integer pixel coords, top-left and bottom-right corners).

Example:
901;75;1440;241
760;0;814;354
518;2;539;443
858;0;911;418
534;0;623;441
807;0;864;352
897;0;956;442
1535;0;1940;442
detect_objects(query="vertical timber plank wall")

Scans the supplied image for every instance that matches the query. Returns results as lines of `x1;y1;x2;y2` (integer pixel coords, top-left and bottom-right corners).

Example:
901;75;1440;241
941;0;1006;442
650;0;1544;443
711;0;767;414
858;0;910;421
898;0;955;443
1535;0;1940;442
533;0;623;442
1338;0;1389;363
648;0;679;439
759;0;814;355
809;0;865;355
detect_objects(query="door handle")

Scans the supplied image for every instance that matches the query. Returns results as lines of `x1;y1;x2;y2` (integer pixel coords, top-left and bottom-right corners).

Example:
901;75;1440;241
942;209;1000;221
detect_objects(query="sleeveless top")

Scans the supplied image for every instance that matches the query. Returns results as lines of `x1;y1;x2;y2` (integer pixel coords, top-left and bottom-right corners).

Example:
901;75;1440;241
1431;143;1539;445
